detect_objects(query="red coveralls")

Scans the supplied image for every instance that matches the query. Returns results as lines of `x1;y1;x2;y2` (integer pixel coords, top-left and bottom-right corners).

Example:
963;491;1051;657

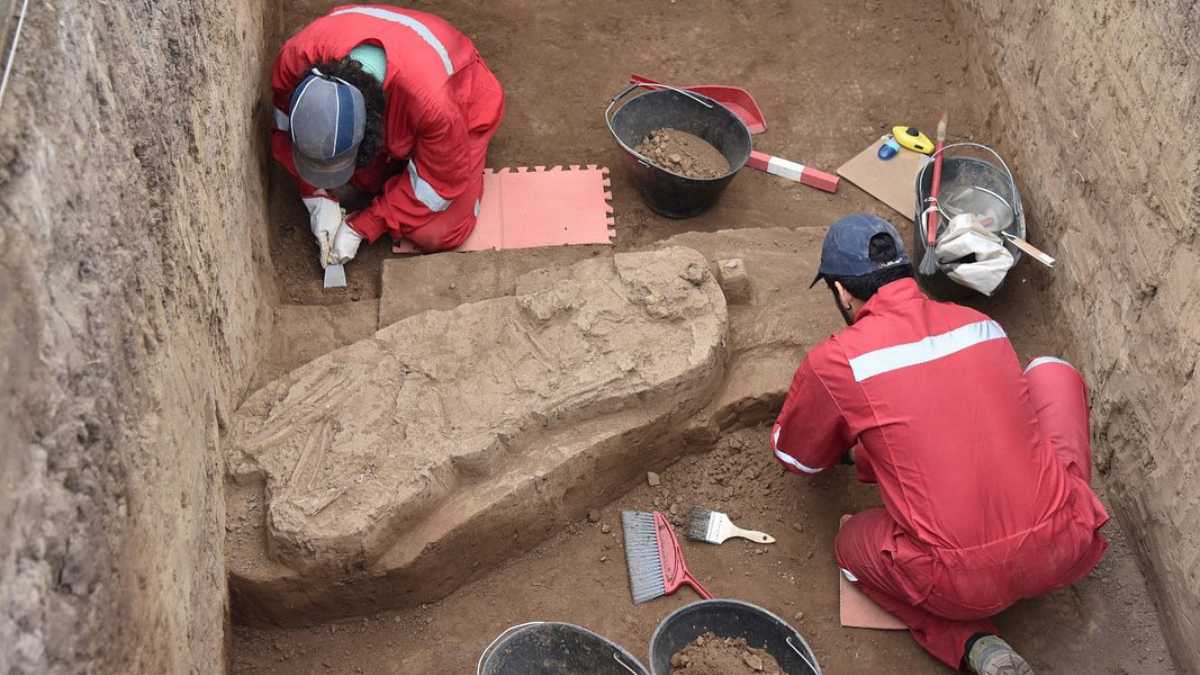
772;279;1109;668
270;5;505;251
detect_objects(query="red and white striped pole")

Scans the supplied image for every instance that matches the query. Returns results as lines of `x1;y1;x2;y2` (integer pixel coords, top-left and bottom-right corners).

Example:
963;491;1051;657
747;150;840;193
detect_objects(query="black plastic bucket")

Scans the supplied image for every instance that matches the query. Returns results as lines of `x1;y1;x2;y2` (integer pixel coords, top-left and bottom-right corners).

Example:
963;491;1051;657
477;622;649;675
606;84;752;218
913;143;1026;300
648;599;821;675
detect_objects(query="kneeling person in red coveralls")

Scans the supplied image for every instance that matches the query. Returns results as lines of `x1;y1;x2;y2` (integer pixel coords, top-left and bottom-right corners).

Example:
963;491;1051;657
772;214;1109;674
270;5;505;268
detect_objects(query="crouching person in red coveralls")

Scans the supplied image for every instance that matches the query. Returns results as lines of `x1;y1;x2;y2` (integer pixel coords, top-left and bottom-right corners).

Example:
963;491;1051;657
270;4;505;268
772;214;1109;674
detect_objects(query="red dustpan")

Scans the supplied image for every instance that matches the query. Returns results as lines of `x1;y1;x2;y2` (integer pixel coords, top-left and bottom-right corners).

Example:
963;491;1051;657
630;73;767;134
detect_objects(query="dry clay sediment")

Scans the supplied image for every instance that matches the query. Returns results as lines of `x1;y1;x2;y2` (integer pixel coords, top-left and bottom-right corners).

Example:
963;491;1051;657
958;2;1200;669
227;247;729;621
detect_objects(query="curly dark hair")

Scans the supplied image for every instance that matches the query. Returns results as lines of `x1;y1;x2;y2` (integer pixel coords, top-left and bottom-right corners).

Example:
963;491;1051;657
311;57;386;166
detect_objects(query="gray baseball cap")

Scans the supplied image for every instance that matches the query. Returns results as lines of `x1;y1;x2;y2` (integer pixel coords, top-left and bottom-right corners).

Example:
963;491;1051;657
289;69;366;189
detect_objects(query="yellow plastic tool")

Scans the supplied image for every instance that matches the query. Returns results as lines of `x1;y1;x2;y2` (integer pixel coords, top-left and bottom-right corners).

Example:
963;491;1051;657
892;125;935;155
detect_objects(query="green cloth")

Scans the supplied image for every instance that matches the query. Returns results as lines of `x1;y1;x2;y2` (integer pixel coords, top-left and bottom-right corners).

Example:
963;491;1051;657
349;44;386;83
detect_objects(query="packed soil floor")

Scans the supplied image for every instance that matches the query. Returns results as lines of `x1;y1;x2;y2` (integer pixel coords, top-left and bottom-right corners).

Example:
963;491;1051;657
239;0;1178;672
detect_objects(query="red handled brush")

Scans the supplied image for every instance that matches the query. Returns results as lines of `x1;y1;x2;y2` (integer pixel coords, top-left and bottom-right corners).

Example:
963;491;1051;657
919;112;948;276
621;511;714;603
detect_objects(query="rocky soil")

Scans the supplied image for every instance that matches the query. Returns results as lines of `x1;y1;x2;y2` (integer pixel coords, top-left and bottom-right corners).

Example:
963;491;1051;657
669;632;785;675
637;128;731;179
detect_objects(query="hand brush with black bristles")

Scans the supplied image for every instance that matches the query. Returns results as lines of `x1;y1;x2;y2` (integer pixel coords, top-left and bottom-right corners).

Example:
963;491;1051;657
621;510;713;604
687;507;776;545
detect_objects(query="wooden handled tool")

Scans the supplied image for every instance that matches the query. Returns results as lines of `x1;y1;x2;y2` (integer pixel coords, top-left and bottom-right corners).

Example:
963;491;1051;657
1002;232;1056;268
687;507;776;545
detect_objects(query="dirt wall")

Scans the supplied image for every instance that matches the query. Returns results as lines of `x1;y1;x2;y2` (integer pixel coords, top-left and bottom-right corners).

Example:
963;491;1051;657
958;1;1200;669
0;1;276;672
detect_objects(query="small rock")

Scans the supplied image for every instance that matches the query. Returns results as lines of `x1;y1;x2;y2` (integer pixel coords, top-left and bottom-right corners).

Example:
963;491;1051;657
449;282;457;290
601;523;611;534
587;509;600;523
715;257;751;304
668;153;682;164
682;262;706;286
742;652;764;671
794;611;804;621
600;555;608;563
647;471;661;487
791;522;804;532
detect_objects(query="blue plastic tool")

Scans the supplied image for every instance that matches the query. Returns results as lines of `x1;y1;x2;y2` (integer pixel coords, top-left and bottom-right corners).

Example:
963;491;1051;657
877;135;901;160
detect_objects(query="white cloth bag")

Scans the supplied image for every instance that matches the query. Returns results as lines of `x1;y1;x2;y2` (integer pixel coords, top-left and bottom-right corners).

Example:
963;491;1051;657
934;213;1014;296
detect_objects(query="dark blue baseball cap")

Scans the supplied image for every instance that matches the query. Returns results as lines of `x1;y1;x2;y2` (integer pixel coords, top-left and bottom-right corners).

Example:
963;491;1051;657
809;213;910;287
289;69;366;189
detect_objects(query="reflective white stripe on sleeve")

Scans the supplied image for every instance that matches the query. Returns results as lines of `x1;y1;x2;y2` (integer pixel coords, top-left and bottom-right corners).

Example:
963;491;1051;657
274;107;290;131
772;427;824;474
848;319;1007;382
774;449;825;474
408;160;452;212
1024;356;1074;374
330;7;454;76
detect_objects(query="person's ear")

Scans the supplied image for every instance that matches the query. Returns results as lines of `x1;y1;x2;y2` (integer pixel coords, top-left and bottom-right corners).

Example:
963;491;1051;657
833;281;853;310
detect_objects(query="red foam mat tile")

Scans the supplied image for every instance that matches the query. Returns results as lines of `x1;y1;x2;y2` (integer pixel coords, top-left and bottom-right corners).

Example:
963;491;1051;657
393;165;614;253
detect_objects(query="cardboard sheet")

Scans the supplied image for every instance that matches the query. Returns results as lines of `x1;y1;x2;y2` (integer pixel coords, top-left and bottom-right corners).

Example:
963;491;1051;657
838;514;907;630
836;137;931;221
393;165;615;253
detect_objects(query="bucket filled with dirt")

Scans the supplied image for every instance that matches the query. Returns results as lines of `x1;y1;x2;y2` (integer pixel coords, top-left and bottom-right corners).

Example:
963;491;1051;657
477;621;650;675
606;84;752;218
648;600;821;675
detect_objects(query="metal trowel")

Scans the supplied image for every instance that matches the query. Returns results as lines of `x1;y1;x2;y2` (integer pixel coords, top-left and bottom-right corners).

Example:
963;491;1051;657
320;230;347;289
323;263;347;289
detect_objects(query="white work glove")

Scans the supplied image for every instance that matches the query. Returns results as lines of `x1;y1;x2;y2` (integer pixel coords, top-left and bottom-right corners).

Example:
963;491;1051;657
329;221;364;265
303;194;344;268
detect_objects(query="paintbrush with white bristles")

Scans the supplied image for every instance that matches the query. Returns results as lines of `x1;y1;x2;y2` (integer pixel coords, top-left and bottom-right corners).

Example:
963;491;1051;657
687;507;776;545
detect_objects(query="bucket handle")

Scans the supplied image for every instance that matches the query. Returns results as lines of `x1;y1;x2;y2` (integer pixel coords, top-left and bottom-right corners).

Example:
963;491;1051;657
476;621;544;675
917;142;1021;244
604;82;714;170
613;652;640;674
786;636;822;675
476;622;643;675
925;142;1019;217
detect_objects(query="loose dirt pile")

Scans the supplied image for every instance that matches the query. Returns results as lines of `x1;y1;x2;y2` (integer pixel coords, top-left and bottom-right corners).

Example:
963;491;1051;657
670;632;785;674
636;128;730;179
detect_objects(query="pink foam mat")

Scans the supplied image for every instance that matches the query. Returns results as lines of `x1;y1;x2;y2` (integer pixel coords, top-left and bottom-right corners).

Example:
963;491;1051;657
392;165;615;253
839;514;907;630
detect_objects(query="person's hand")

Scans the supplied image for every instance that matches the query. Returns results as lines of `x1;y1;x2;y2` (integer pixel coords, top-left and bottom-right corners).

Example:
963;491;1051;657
329;220;364;265
303;195;343;268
